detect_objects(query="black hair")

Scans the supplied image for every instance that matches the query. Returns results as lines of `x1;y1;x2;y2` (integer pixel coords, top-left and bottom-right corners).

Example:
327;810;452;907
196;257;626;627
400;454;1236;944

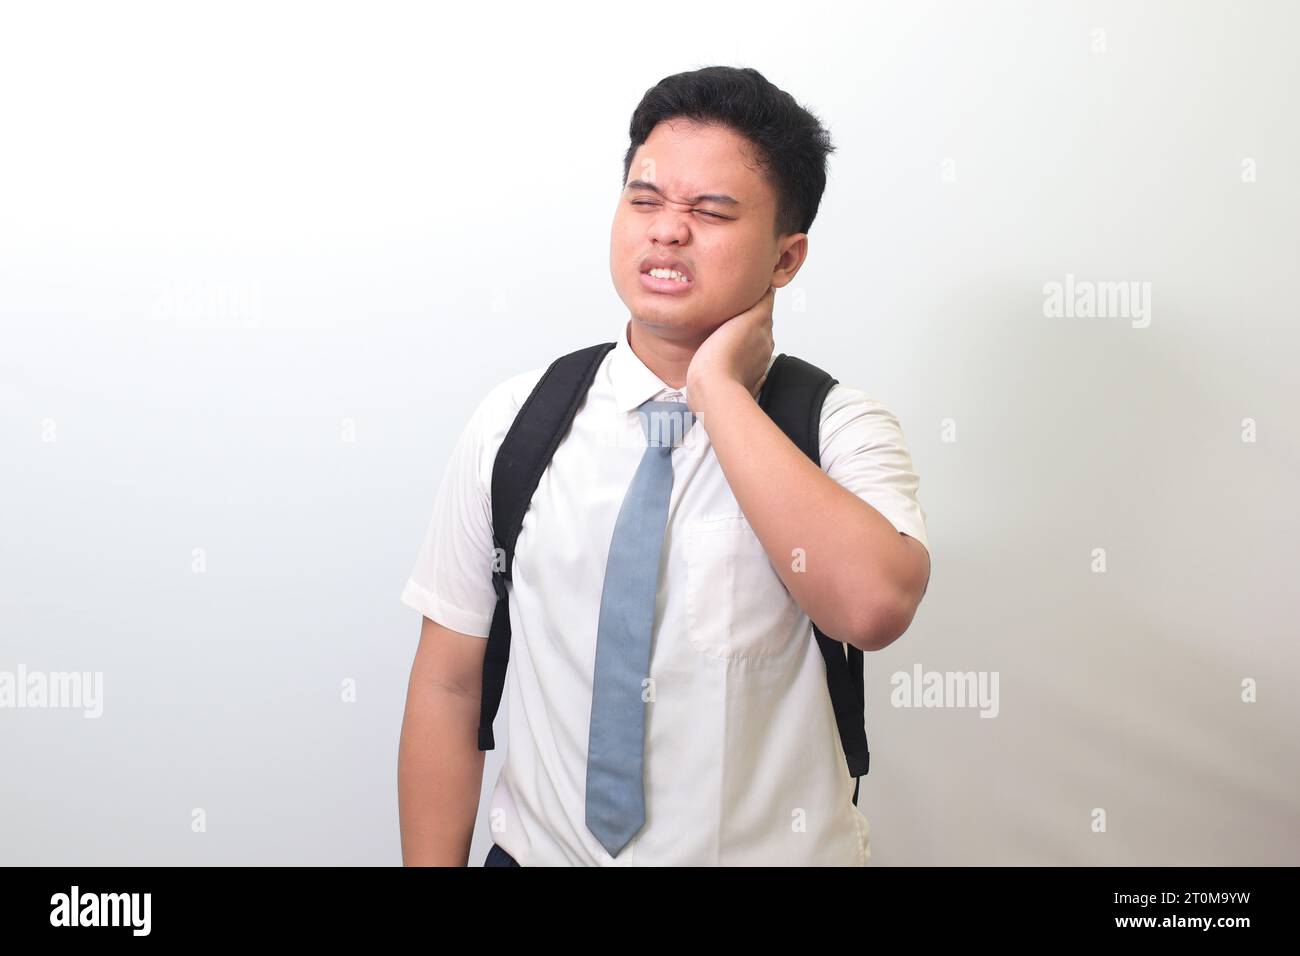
621;65;836;238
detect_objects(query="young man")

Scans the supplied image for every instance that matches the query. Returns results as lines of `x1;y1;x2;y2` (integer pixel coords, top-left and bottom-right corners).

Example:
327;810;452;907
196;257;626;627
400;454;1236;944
397;66;931;866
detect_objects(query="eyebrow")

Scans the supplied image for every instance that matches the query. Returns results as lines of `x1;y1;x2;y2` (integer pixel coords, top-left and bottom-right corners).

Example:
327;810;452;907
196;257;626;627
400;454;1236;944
624;179;740;206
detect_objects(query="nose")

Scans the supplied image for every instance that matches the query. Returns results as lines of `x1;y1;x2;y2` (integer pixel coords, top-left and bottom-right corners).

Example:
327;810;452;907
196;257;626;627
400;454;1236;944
645;202;692;246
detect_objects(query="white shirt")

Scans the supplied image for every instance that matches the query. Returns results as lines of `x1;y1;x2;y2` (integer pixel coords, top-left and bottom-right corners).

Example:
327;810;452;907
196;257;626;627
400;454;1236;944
401;318;930;866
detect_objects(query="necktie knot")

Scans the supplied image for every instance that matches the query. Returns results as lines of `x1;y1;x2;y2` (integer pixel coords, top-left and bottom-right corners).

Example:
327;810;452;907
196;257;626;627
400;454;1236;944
636;399;695;450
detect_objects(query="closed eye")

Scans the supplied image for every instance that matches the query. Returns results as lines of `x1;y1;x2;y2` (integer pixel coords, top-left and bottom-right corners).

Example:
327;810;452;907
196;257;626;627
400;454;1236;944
630;200;728;219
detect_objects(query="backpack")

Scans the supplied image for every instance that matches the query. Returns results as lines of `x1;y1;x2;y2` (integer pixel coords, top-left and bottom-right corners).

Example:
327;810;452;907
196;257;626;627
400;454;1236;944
476;342;871;806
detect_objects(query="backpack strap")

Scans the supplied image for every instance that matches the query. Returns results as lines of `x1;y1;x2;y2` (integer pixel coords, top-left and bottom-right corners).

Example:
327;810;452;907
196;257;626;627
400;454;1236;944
758;354;871;806
478;342;617;751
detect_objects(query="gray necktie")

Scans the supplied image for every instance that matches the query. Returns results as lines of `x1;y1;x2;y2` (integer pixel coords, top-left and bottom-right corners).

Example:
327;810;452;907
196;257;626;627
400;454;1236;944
585;397;696;857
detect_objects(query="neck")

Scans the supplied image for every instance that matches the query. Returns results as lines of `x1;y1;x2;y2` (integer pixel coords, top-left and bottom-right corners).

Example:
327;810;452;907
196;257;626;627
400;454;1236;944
625;316;703;390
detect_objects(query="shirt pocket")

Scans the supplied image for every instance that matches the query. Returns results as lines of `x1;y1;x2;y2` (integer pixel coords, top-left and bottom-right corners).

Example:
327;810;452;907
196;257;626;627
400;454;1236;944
683;513;806;660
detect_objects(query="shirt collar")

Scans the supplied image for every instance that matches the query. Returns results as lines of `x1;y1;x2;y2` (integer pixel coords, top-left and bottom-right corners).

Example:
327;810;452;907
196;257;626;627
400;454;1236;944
609;318;779;413
610;319;683;411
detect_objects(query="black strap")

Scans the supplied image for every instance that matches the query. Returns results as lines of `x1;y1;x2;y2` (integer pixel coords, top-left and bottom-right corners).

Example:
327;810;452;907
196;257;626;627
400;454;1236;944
758;355;871;803
478;343;616;750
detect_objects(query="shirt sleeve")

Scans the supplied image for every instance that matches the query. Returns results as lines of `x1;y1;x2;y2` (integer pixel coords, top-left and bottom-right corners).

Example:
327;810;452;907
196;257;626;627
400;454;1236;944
400;391;501;639
818;384;930;554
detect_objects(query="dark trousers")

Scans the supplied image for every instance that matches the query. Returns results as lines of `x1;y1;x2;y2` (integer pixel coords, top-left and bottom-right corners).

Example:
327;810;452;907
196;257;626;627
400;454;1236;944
483;842;520;867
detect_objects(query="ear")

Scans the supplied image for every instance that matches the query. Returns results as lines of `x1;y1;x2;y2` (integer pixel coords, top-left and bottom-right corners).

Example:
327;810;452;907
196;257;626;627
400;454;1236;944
771;233;808;289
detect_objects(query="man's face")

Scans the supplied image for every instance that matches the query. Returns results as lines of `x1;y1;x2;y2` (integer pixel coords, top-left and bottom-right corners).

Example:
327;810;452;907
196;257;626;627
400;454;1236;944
609;118;805;343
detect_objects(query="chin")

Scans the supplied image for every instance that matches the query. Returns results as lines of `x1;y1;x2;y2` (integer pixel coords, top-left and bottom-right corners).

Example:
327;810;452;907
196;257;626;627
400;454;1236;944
631;294;689;320
633;307;710;343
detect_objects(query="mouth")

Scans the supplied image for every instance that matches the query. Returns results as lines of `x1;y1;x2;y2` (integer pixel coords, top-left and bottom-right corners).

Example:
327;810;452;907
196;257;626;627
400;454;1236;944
638;260;694;295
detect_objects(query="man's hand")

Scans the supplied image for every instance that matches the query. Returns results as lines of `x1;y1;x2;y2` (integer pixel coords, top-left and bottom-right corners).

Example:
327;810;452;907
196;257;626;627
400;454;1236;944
685;285;775;413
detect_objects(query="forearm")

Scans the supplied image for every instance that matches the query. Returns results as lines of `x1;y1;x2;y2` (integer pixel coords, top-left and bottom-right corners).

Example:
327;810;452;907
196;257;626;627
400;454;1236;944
397;674;486;866
691;375;913;649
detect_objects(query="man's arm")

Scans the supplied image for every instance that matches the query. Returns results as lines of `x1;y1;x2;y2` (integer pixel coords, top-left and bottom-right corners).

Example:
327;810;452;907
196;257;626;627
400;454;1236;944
690;374;930;653
397;615;488;866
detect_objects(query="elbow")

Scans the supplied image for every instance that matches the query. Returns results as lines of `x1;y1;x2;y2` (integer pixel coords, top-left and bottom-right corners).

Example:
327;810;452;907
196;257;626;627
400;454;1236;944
846;593;918;653
851;541;930;651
